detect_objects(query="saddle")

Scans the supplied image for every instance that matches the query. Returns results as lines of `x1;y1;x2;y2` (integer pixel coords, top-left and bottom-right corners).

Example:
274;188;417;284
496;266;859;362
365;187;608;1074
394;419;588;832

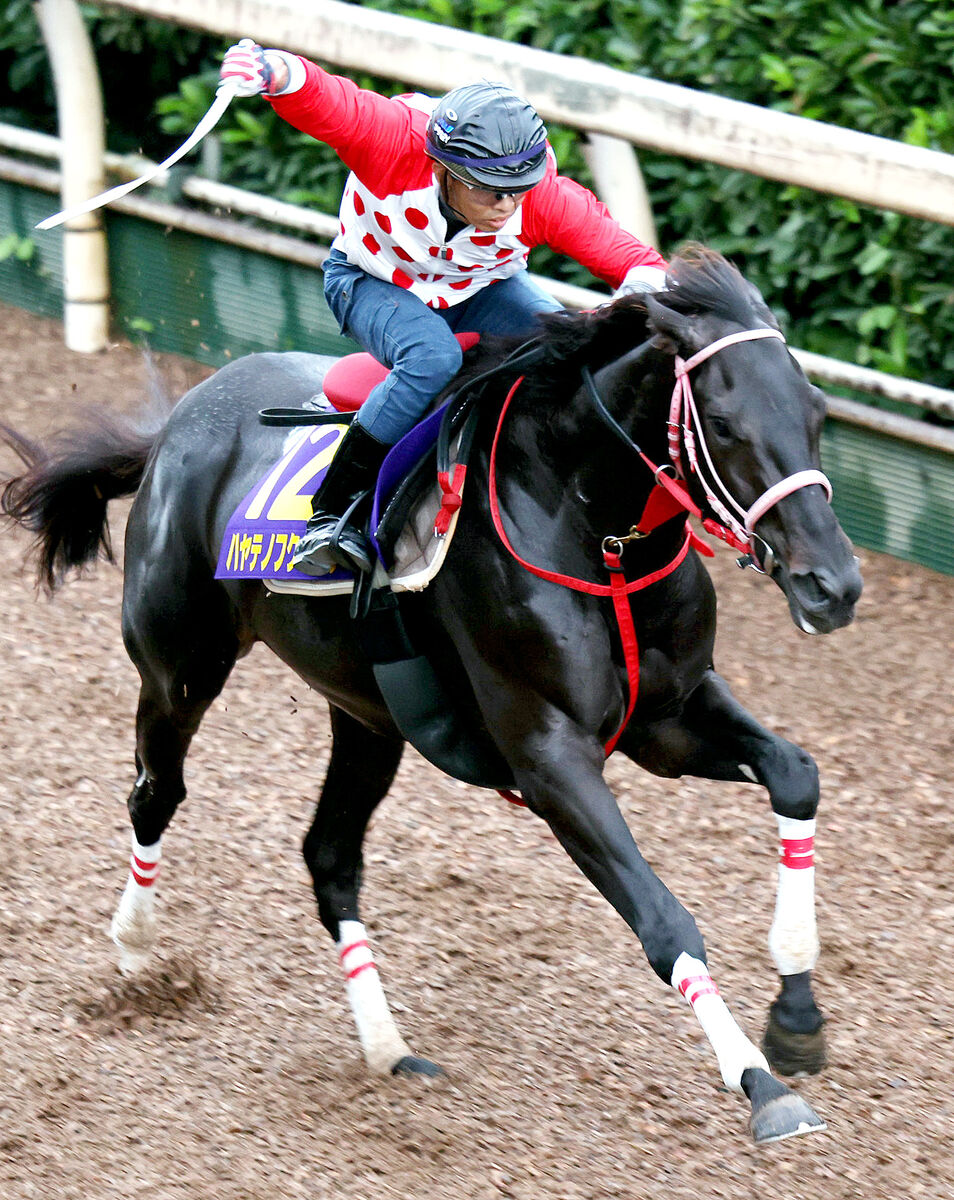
218;332;481;596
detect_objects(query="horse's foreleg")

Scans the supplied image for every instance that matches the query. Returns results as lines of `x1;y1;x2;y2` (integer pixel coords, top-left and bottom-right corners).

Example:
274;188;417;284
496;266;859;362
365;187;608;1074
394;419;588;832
305;706;439;1078
517;753;764;1089
625;668;826;1077
511;734;823;1141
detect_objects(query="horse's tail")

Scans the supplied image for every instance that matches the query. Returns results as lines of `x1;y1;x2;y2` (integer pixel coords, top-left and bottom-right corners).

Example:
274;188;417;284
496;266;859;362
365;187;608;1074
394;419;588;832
0;407;162;593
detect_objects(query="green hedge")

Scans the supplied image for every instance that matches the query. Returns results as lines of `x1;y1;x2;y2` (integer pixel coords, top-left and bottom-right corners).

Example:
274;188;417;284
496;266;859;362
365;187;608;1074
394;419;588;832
3;1;954;394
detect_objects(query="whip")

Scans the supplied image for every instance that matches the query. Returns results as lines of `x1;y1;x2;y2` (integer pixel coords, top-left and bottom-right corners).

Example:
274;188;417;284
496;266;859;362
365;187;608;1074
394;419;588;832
35;78;239;231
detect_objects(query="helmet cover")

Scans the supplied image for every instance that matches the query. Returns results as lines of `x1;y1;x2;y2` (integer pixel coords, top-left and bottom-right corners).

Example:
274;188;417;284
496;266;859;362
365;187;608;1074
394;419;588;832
426;81;548;191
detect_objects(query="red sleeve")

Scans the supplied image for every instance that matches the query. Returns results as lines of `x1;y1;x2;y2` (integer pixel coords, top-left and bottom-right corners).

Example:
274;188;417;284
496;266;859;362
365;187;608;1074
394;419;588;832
266;58;430;194
522;168;668;288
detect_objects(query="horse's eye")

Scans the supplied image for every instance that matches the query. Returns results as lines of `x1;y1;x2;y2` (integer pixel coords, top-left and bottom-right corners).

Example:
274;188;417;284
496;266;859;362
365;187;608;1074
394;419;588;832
707;414;732;439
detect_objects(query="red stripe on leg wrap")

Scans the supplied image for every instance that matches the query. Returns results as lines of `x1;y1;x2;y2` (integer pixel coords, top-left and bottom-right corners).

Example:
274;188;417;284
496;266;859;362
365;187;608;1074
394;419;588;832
130;855;159;886
339;939;371;964
346;961;378;982
780;852;814;868
678;974;720;1006
780;836;815;868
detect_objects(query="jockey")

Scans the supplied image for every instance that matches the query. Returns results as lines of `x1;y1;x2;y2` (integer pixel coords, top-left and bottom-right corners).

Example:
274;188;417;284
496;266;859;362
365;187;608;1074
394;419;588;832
220;41;669;576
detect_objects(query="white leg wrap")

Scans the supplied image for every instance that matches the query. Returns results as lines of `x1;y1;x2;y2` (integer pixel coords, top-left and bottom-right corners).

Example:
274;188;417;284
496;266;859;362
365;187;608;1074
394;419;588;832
337;920;411;1074
109;834;161;975
768;816;819;975
672;953;770;1093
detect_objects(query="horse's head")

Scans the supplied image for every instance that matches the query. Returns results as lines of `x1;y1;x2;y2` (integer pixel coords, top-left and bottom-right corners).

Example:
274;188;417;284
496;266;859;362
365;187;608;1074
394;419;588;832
644;247;862;634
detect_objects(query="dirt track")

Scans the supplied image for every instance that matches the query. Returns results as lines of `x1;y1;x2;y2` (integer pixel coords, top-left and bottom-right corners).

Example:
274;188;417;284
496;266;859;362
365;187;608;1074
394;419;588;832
1;300;952;1200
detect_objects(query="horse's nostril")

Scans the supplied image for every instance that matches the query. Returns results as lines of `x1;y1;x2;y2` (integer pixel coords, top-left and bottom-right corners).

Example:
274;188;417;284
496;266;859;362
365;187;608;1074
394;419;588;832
790;562;862;615
791;572;829;608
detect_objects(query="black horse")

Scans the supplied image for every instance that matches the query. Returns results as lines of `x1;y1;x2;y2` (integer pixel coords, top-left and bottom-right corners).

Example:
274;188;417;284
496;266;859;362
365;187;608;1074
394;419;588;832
1;249;861;1143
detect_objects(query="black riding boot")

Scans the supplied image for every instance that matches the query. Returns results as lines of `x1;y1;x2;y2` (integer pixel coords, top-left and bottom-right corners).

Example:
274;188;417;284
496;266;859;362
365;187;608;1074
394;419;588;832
291;422;389;576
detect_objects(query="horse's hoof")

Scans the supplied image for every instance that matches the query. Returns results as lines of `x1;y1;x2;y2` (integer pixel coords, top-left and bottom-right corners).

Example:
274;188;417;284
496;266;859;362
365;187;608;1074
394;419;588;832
116;949;152;976
391;1055;444;1079
762;1010;827;1076
742;1067;827;1145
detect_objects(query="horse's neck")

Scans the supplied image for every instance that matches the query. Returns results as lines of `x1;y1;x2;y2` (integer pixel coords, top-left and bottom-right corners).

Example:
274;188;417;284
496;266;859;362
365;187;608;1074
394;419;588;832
535;342;672;502
482;342;679;554
594;341;672;461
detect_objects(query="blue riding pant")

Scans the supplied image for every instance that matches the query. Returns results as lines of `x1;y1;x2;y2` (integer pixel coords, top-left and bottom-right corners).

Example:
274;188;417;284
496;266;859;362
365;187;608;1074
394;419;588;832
322;248;562;445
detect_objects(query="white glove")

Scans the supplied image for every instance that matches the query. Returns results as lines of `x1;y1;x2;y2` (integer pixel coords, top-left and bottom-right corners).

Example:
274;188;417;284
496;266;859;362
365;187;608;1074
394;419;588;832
612;265;668;299
220;39;276;96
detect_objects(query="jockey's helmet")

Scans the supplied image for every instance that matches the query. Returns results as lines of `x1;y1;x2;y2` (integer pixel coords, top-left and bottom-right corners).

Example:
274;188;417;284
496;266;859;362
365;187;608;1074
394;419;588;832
425;82;548;192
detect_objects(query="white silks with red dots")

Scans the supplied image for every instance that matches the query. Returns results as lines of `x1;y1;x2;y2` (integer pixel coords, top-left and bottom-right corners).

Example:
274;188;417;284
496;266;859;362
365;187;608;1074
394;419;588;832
769;816;819;977
336;174;529;311
671;952;770;1093
109;831;161;975
337;920;412;1074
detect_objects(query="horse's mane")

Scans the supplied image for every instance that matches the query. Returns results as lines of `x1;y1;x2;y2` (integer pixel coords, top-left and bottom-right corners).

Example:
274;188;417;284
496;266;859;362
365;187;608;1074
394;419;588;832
660;244;777;327
453;245;774;403
453;294;649;402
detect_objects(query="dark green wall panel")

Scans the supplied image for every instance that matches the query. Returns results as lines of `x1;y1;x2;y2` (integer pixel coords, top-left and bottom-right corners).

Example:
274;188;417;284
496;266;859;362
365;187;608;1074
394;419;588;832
107;218;355;365
821;421;954;576
0;183;64;320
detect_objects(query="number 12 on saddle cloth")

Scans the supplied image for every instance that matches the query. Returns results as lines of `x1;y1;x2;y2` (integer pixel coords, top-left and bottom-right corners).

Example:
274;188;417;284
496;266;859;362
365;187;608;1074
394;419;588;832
214;404;470;596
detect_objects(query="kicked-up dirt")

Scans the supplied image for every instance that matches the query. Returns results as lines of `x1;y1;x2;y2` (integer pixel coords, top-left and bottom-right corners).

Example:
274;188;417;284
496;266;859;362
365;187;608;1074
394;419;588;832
0;301;952;1200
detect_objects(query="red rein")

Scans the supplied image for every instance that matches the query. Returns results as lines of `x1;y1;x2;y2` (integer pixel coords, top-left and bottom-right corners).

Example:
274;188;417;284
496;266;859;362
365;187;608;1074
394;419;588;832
488;375;694;793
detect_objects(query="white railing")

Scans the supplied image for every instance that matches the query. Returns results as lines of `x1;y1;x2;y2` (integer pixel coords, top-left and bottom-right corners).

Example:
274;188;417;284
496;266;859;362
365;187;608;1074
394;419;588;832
8;0;954;432
99;0;954;225
7;123;954;441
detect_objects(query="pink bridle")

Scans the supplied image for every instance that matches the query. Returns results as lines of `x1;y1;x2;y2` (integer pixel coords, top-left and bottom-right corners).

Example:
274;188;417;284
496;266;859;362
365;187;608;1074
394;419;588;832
668;328;832;570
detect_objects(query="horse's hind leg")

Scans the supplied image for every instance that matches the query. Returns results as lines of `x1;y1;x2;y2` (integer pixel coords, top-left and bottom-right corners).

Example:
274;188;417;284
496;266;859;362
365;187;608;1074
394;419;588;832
111;600;239;974
626;667;826;1078
304;705;440;1078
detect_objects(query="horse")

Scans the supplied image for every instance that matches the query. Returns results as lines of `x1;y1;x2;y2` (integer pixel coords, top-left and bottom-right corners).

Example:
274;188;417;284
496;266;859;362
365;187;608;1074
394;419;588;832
1;248;862;1144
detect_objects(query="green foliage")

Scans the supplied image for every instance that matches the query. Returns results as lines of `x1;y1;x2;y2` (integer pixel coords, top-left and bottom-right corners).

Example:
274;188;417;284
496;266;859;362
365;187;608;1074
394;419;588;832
358;0;954;384
3;1;954;385
0;0;50;128
0;3;212;146
0;231;35;261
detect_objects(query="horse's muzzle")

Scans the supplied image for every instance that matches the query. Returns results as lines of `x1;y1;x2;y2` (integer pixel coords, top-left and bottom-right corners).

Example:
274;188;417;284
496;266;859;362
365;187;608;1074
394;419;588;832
780;557;863;635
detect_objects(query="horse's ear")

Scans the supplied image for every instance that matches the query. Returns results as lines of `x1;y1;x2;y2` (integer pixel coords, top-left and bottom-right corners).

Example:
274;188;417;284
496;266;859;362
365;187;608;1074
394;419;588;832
644;294;695;354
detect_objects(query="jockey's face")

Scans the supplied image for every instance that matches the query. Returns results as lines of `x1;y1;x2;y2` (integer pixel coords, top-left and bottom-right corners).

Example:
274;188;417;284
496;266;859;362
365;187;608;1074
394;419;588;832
434;165;531;232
